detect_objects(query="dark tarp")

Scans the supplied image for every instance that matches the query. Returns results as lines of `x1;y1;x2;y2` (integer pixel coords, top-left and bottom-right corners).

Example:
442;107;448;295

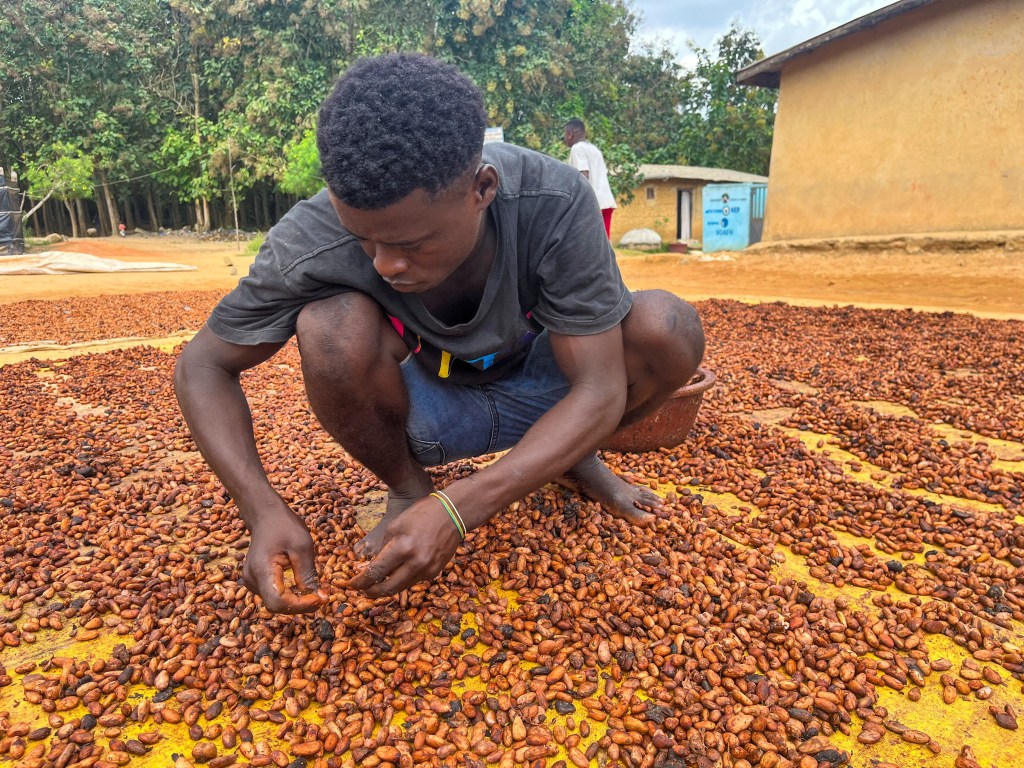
0;170;25;255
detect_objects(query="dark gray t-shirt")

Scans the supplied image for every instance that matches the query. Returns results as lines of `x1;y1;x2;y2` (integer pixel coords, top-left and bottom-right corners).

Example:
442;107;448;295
208;143;631;384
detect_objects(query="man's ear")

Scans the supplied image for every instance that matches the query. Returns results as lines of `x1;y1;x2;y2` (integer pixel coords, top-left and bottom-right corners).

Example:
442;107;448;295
473;164;499;210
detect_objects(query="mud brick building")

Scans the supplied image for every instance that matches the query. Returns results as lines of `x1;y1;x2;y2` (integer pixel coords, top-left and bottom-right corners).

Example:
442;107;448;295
737;0;1023;242
612;165;768;247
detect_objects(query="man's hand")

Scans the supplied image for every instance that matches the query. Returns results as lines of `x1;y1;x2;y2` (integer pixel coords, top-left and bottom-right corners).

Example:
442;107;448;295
242;507;326;614
344;495;462;598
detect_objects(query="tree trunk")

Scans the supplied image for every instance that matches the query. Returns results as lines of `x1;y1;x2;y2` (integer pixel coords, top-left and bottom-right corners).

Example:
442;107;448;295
250;190;260;230
63;199;74;236
98;172;120;236
123;194;135;231
170;197;180;229
41;197;53;237
64;200;80;238
53;200;67;236
75;198;89;236
188;56;212;233
264;186;273;229
147;187;160;231
55;199;69;236
95;193;110;236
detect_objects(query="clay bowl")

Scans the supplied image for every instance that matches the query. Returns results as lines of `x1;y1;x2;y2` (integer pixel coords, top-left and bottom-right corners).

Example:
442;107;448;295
602;366;716;453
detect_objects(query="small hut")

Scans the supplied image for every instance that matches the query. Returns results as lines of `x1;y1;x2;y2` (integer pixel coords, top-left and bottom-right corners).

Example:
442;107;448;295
613;165;768;248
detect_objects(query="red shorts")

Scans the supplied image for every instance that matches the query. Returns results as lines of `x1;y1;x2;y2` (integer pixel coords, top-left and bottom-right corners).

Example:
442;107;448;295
601;208;614;237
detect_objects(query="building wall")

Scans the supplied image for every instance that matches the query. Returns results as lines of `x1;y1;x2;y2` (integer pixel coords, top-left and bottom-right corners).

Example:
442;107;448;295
764;0;1024;241
611;181;705;246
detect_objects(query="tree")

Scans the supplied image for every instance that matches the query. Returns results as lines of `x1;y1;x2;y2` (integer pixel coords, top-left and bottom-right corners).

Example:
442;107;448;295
1;0;176;233
617;43;684;161
23;143;95;238
279;130;323;199
155;122;221;229
1;0;704;233
652;23;777;175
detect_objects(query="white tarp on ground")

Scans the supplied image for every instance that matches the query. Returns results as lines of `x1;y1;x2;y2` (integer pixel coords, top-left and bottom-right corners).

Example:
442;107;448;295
0;251;197;275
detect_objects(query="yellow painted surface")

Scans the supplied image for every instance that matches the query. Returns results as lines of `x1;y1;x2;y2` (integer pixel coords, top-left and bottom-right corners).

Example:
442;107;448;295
0;332;194;366
856;399;1024;475
676;468;1024;768
832;633;1024;768
0;626;313;765
763;0;1024;240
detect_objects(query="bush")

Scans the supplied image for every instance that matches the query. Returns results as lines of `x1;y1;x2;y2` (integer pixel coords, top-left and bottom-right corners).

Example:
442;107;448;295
246;233;266;254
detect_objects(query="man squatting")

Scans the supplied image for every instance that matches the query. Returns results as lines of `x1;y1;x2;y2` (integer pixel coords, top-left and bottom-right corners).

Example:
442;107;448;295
174;53;705;614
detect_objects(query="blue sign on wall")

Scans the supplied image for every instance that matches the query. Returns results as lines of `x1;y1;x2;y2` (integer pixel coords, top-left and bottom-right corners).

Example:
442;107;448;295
702;183;766;253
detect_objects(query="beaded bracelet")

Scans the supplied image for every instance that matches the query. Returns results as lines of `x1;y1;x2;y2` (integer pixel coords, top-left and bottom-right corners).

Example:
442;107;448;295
430;490;466;540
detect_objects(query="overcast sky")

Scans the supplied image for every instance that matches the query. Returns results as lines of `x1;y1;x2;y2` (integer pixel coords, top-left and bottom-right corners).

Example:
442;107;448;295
630;0;896;66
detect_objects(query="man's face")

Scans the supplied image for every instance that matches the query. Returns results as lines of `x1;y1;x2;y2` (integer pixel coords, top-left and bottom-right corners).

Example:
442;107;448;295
563;127;574;147
329;167;495;294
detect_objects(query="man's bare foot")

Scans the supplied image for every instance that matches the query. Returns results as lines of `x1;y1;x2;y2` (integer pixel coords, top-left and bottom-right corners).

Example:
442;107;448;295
354;484;431;558
557;453;664;527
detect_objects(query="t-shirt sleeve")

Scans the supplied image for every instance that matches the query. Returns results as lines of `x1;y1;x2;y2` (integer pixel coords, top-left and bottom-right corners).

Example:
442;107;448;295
206;243;306;345
206;192;356;345
530;174;631;335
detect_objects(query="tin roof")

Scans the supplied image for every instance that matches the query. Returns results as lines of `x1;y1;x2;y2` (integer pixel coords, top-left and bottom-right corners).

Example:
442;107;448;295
736;0;938;88
640;165;769;184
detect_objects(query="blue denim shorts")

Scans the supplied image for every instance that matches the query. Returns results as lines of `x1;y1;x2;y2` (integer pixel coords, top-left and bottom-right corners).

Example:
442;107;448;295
401;331;570;466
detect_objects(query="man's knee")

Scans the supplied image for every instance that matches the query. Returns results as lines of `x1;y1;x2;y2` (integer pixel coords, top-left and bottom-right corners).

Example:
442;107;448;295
623;290;705;385
295;292;396;373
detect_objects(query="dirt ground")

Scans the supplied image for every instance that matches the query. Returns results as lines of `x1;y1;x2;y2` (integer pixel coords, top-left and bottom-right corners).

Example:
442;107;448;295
2;234;1023;320
0;236;254;305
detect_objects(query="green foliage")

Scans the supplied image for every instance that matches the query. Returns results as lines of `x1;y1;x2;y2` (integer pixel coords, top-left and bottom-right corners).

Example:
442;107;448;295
156;124;219;204
0;1;777;232
601;142;642;206
246;232;266;254
651;23;777;175
279;131;323;199
24;143;95;202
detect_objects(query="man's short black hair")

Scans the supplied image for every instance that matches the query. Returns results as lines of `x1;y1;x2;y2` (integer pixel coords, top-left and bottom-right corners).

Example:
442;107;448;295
317;53;487;210
565;118;586;133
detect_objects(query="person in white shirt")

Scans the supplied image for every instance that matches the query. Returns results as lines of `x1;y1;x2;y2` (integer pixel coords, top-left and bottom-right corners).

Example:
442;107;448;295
563;118;616;237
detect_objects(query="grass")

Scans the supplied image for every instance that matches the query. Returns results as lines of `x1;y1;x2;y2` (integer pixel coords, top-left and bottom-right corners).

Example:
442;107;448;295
246;232;266;254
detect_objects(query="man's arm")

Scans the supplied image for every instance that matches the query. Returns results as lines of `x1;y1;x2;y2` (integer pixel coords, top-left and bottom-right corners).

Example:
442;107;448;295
174;326;325;613
345;324;627;596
